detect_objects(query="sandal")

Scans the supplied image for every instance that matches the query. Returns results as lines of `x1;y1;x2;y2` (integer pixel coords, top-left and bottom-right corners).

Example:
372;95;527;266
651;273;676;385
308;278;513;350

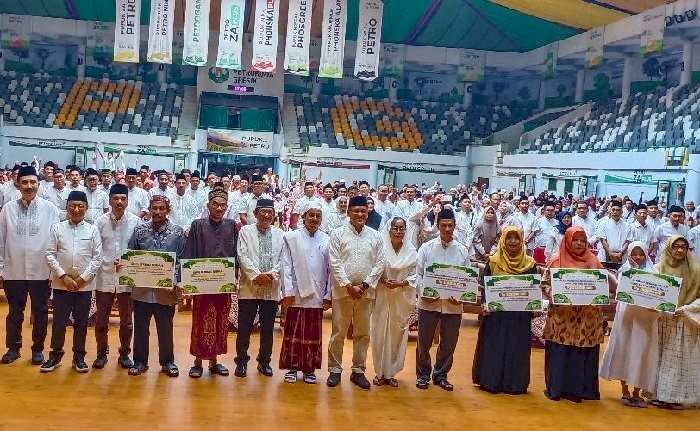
128;364;148;376
189;365;203;378
373;376;385;386
386;378;399;388
209;363;229;376
303;372;317;385
284;370;298;383
620;396;636;407
632;397;648;408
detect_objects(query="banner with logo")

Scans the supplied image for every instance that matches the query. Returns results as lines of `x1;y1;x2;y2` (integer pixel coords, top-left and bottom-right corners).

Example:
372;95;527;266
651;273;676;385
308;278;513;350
543;42;558;79
114;0;141;62
0;15;30;51
183;0;211;66
206;129;280;155
309;37;322;71
319;0;348;78
147;0;175;63
86;21;115;75
380;43;405;78
251;0;281;72
284;0;315;75
585;26;605;69
640;7;665;56
457;49;485;82
354;0;383;81
216;0;246;69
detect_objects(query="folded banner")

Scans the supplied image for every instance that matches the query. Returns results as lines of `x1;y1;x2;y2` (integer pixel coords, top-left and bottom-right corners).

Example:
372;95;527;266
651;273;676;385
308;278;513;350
585;26;604;69
216;0;246;69
284;0;315;76
640;7;665;56
354;0;383;81
147;0;175;63
114;0;141;63
183;0;211;66
207;129;280;155
319;0;347;78
252;0;281;73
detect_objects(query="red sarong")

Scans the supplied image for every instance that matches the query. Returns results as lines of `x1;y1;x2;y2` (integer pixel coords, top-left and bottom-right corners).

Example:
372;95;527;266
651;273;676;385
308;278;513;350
279;307;323;373
190;294;232;360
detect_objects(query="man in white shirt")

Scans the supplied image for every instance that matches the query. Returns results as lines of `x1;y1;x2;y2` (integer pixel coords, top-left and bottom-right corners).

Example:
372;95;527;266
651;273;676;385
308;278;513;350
41;190;103;373
92;184;141;370
83;168;110;224
629;204;654;251
595;200;631;268
327;196;385;390
319;183;337;233
125;168;149;218
149;171;173;199
572;201;597;246
99;169;113;194
532;201;558;265
685;200;698;225
187;170;207;210
393;185;423;248
688;224;700;260
645;200;664;233
652;205;689;255
40;168;70;221
0;165;21;209
415;208;468;391
372;184;395;230
0;166;60;366
239;175;272;226
507;196;537;252
291;181;320;229
169;174;200;232
38;162;55;196
66;167;85;192
280;201;331;384
456;195;480;229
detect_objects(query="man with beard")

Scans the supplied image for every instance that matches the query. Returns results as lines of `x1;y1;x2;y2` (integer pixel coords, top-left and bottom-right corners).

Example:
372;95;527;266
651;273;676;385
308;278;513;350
125;168;149;218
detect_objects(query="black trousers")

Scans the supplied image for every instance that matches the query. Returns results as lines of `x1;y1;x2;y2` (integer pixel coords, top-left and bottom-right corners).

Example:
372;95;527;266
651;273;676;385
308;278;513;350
4;280;50;352
50;289;92;360
132;300;175;367
415;309;461;382
235;299;278;366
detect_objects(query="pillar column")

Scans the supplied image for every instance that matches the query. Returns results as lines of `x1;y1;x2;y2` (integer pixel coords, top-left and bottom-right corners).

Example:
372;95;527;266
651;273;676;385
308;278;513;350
621;56;633;103
575;69;585;103
463;83;473;107
312;75;321;97
0;48;6;72
682;39;694;86
385;77;398;102
157;64;167;83
538;79;547;110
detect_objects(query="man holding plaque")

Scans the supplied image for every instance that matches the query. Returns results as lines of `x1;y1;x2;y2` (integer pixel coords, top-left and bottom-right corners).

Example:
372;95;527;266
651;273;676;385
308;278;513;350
235;199;284;378
42;191;103;373
415;208;469;391
184;189;238;379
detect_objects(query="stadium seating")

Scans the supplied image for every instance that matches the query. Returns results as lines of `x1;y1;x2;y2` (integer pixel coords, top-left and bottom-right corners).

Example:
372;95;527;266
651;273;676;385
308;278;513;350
0;71;183;138
520;84;700;155
293;93;529;155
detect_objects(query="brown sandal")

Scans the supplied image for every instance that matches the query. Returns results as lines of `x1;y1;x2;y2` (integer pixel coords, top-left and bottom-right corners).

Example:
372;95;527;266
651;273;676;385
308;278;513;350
386;378;399;388
373;376;385;386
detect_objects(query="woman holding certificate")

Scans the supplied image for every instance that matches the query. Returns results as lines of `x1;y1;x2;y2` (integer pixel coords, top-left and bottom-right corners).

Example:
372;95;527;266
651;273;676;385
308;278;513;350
654;235;700;409
542;226;606;403
472;226;537;394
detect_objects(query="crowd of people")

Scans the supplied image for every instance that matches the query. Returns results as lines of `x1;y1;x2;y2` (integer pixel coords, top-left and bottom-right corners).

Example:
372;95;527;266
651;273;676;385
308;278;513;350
0;160;698;410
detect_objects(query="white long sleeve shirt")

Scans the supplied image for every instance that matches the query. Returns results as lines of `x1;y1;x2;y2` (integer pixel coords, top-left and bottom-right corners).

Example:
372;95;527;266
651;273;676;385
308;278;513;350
653;221;688;250
595;217;632;261
45;220;103;291
236;224;284;300
572;214;597;243
84;187;109;224
506;211;537;249
39;185;69;221
416;237;469;315
281;228;331;308
393;199;423;248
0;197;60;280
688;225;700;260
329;222;385;299
168;192;200;230
95;211;141;293
629;220;655;250
126;186;149;216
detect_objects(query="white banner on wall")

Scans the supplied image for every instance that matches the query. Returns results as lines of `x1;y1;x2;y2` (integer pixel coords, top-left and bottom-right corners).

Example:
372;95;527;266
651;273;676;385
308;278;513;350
147;0;175;63
353;0;383;81
251;0;281;73
183;0;211;66
457;50;485;82
319;0;348;78
206;129;280;155
641;7;665;56
216;0;246;69
585;26;605;69
197;64;284;99
380;43;405;78
114;0;141;63
284;0;315;76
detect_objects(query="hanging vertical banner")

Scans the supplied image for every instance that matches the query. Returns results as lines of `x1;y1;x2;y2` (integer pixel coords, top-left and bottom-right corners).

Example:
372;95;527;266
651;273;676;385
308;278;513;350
640;7;665;56
284;0;315;76
543;42;558;79
147;0;175;63
380;43;405;78
319;0;348;79
183;0;212;66
457;50;485;82
86;22;115;76
114;0;141;63
216;0;246;69
309;37;322;71
251;0;281;73
353;0;383;81
585;26;605;69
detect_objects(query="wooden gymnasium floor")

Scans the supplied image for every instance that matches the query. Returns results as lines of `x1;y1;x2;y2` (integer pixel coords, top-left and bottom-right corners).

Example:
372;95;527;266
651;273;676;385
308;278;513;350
0;303;697;431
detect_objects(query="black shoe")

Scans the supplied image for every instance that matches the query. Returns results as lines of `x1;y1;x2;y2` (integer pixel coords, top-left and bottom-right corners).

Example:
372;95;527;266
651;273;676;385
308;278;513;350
416;378;430;390
128;363;149;376
188;365;203;379
1;349;20;364
118;355;134;369
92;355;108;369
434;379;454;391
257;363;273;377
161;363;179;377
73;358;89;373
326;372;341;387
543;390;560;401
209;363;229;376
350;372;371;390
40;356;62;373
31;351;44;366
234;363;247;378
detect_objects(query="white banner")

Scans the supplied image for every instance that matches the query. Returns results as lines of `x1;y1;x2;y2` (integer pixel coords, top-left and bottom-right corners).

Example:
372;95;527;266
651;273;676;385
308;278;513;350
380;43;405;77
251;0;281;73
319;0;348;78
207;129;280;155
641;7;665;56
457;49;485;82
354;0;383;81
585;26;604;69
216;0;246;69
114;0;141;63
183;0;211;66
147;0;175;63
284;0;315;75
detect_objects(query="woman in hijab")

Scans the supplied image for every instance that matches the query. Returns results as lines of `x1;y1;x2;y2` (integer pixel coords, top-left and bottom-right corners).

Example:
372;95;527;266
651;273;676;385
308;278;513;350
472;226;537;394
365;196;382;231
472;206;500;262
545;211;573;260
326;195;349;232
599;241;659;408
371;217;417;387
654;235;700;409
543;226;609;403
